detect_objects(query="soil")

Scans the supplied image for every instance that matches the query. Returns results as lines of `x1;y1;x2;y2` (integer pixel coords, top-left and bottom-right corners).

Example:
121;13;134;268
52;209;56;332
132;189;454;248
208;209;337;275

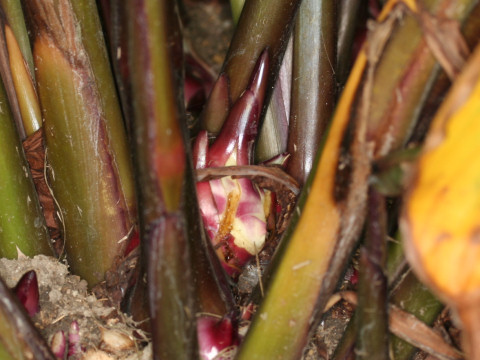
0;255;151;360
180;0;234;76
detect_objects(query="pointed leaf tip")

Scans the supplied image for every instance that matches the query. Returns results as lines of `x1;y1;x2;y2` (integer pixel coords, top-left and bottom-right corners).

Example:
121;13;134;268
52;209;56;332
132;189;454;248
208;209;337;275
197;315;238;360
208;90;259;167
14;270;39;317
68;321;82;356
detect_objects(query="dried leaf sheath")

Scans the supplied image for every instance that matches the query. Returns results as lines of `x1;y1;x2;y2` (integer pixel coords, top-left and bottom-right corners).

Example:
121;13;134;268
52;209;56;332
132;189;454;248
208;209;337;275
23;0;136;286
22;130;63;255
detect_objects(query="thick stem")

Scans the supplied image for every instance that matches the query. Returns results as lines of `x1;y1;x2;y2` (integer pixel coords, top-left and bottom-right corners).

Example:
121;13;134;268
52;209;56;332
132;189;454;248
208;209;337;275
286;0;336;186
355;188;388;360
0;77;51;258
23;0;136;286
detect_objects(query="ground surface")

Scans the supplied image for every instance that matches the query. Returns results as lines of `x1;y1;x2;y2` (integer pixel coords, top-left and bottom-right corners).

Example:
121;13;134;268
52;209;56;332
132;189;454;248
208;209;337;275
0;255;151;360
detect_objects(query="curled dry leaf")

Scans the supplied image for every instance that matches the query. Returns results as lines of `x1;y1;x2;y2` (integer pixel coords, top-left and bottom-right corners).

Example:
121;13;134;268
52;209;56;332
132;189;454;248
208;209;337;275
331;292;462;360
22;129;63;255
388;306;462;360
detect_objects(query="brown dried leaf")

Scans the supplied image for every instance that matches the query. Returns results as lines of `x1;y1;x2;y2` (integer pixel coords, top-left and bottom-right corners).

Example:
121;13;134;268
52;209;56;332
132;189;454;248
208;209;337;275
22;128;63;255
389;305;463;360
332;292;462;360
417;10;469;79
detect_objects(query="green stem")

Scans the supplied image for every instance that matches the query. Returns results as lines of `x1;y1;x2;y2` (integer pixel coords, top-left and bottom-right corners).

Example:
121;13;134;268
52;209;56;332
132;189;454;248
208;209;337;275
0;77;51;258
23;0;136;286
0;0;41;137
336;0;365;93
389;272;444;360
229;0;245;24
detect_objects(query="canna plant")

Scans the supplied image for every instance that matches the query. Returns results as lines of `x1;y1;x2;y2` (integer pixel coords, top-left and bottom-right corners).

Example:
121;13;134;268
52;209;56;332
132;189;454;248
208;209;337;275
2;0;480;359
